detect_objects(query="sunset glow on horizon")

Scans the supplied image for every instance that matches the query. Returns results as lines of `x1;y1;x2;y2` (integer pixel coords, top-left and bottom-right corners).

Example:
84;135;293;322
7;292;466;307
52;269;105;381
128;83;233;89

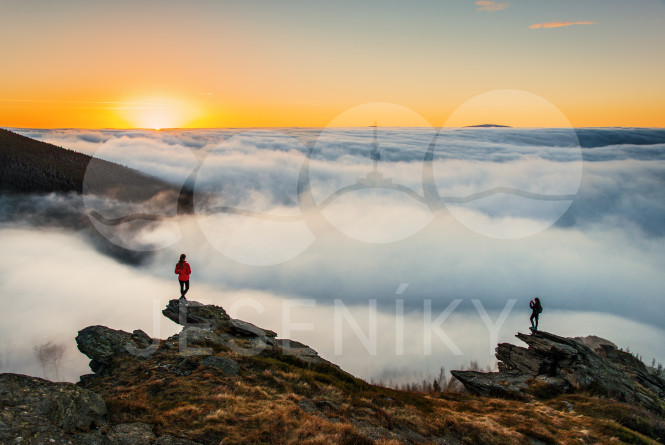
1;0;664;129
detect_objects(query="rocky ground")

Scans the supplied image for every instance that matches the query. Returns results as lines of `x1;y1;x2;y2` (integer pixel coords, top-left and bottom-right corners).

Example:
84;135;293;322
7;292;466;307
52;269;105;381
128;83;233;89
1;299;664;444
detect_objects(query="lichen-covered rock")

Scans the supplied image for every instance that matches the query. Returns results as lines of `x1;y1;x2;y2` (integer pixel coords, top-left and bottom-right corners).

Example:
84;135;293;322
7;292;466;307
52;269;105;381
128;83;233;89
106;422;155;445
200;356;239;375
452;330;665;413
0;412;73;444
0;420;11;441
71;429;113;445
0;373;108;443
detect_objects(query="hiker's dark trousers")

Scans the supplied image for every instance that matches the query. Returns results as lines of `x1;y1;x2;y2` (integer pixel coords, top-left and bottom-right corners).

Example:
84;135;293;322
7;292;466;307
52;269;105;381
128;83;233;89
179;280;189;296
530;313;539;329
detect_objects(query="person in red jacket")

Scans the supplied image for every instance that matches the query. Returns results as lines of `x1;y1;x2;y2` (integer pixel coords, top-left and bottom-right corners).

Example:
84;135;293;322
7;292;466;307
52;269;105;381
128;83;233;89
175;254;192;299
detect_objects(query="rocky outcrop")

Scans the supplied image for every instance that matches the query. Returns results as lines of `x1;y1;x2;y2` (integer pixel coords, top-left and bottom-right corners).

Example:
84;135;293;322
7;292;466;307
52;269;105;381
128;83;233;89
0;373;205;444
594;342;665;402
0;373;107;437
64;298;340;443
76;298;333;377
0;373;106;444
161;299;279;356
451;330;665;413
5;303;662;444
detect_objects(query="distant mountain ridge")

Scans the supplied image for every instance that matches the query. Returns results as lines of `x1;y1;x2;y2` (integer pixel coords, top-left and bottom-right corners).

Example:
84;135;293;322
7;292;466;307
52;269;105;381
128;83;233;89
464;124;512;128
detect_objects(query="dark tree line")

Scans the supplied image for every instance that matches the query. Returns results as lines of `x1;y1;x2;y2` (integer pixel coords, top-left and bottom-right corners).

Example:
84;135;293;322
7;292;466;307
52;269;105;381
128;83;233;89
0;129;91;194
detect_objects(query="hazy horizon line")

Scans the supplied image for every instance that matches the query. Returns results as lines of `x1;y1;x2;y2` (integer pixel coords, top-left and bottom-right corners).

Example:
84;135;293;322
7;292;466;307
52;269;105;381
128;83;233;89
5;125;665;131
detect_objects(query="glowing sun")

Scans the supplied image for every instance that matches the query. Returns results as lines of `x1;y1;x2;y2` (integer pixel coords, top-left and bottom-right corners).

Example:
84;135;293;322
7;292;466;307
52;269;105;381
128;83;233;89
120;97;194;130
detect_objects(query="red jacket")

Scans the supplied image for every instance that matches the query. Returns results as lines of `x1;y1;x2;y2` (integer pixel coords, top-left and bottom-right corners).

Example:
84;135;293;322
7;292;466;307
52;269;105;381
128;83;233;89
175;261;191;280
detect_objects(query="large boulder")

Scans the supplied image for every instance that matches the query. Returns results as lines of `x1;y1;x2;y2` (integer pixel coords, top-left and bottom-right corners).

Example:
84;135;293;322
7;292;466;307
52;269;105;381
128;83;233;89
76;326;157;373
0;373;108;443
452;330;665;413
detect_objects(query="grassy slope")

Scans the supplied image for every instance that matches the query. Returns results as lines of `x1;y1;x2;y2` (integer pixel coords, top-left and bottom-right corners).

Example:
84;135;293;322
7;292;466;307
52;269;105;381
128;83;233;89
79;340;665;445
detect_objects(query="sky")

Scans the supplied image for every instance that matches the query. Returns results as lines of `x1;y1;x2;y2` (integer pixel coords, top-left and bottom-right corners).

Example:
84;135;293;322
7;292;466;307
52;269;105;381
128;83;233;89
1;0;665;128
2;127;665;383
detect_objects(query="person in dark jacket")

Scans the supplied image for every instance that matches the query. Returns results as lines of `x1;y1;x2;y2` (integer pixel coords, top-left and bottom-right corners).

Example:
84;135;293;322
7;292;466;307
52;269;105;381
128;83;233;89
175;254;191;299
530;297;542;330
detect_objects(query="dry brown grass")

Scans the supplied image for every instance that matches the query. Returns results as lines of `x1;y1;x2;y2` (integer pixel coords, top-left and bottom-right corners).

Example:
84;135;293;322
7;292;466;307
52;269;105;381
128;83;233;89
80;346;665;445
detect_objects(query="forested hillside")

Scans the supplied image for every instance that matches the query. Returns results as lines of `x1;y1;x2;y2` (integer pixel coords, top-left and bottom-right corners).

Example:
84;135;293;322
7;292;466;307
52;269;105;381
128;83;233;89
0;128;93;193
0;129;192;208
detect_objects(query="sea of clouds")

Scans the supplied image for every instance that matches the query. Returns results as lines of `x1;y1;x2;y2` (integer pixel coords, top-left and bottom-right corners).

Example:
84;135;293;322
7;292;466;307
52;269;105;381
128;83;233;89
2;126;665;383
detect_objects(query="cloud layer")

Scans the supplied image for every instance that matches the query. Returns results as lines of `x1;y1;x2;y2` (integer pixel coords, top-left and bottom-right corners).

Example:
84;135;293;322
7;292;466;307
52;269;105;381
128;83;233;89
3;127;665;382
1;228;664;384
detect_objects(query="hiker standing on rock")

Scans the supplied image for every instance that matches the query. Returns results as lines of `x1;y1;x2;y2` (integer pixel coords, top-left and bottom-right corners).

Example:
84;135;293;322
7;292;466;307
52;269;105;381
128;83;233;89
530;297;542;331
175;254;191;300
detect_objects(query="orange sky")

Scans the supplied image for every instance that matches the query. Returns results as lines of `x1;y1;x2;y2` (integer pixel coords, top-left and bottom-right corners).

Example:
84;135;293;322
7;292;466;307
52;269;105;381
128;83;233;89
1;0;664;129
